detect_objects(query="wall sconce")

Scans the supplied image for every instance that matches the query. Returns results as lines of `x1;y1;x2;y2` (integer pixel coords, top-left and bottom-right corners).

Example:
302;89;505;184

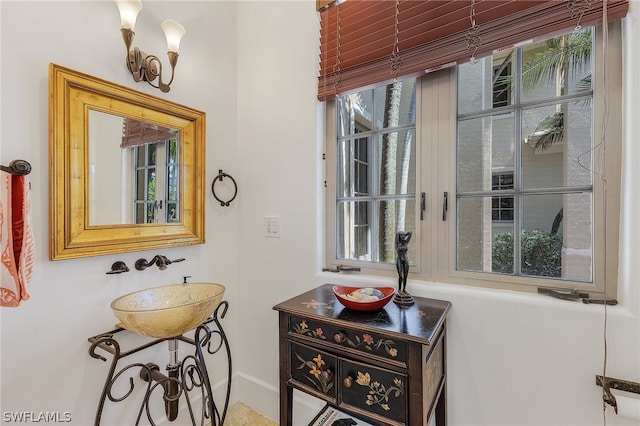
115;0;185;93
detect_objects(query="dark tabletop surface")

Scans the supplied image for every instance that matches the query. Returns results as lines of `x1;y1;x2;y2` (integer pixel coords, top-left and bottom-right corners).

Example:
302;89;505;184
274;284;451;345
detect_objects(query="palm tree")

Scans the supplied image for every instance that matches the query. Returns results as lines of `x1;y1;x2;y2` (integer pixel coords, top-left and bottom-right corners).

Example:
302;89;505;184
379;81;404;262
520;28;592;231
379;81;416;262
522;28;592;152
524;110;565;152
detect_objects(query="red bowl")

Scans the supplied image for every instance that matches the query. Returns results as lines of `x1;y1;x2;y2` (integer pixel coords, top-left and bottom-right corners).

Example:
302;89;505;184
332;286;395;311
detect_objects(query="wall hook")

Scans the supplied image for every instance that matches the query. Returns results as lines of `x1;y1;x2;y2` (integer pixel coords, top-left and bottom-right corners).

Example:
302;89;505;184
596;375;640;415
211;169;237;207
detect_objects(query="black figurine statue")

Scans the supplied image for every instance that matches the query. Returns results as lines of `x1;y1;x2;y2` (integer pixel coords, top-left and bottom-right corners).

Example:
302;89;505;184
395;231;411;292
394;231;415;306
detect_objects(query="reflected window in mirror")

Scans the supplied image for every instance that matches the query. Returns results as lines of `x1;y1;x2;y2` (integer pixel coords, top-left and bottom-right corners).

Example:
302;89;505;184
133;140;180;224
129;126;180;224
88;113;181;225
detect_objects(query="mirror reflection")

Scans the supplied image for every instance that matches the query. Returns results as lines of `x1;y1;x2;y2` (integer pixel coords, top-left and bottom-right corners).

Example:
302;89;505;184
88;112;180;225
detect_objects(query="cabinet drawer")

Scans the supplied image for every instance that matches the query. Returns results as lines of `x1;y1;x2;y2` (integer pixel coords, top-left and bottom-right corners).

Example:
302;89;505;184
340;359;407;424
289;341;337;401
289;315;406;363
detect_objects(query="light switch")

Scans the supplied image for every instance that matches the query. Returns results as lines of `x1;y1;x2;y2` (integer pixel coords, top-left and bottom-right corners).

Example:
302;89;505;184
264;216;281;238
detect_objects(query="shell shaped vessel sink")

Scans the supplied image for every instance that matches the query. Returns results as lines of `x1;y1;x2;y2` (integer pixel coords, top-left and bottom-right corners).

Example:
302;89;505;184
111;283;226;339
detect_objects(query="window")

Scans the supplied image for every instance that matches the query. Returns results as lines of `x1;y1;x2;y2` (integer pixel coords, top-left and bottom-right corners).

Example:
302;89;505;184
334;80;417;265
132;137;179;224
457;27;597;282
325;24;621;297
492;172;514;222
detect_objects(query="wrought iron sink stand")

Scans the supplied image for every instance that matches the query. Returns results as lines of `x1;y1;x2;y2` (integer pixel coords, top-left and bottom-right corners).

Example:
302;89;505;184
88;301;231;426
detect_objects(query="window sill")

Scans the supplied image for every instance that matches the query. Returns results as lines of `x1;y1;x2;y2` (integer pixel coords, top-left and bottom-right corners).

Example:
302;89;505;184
315;270;637;318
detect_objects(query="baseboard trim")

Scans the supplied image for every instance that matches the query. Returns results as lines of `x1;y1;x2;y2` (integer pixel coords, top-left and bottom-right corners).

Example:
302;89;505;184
232;372;325;424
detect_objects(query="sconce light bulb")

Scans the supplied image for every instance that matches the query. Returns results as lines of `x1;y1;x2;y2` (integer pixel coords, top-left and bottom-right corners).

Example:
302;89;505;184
116;0;143;30
161;19;186;53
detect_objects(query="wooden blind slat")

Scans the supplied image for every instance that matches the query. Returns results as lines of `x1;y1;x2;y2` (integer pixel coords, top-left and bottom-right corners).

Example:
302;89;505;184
120;118;175;148
317;0;629;100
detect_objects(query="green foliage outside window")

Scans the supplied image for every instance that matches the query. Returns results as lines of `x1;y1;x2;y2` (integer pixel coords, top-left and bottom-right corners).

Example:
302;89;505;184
492;230;562;277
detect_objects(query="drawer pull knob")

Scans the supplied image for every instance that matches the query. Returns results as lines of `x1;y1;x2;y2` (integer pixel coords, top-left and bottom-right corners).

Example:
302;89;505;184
343;376;353;388
334;332;346;343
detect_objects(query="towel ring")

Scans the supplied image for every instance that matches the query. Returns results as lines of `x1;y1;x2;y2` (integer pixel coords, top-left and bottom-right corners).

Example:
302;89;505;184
211;169;237;207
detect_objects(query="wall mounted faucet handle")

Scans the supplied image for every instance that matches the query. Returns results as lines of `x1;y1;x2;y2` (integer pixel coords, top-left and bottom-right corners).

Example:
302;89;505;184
135;255;165;271
106;261;130;274
135;255;186;271
135;257;153;271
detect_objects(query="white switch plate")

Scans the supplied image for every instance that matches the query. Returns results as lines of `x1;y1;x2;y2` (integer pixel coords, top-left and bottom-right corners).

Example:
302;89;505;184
264;216;281;238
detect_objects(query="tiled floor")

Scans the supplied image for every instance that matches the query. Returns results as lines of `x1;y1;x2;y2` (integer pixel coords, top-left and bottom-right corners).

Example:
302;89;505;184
224;402;277;426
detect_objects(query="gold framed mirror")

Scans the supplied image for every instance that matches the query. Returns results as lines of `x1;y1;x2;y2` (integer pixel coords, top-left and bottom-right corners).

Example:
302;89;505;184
49;64;205;260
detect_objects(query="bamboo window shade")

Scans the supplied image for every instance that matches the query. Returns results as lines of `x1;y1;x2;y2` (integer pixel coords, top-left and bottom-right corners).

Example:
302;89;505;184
120;118;177;148
317;0;629;100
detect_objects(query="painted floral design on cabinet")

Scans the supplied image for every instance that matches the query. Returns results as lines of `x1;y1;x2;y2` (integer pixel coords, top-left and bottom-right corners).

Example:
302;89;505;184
291;316;403;360
295;352;334;394
292;320;327;340
334;332;398;358
354;371;404;411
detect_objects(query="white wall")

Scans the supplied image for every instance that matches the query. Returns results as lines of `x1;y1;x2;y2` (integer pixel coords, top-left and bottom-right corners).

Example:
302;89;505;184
0;1;241;425
234;1;323;422
1;1;639;426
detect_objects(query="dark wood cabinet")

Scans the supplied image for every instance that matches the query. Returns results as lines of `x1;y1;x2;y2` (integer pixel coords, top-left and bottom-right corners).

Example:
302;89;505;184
274;284;451;425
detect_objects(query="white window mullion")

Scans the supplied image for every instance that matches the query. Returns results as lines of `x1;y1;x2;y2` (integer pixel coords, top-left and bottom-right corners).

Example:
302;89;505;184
513;48;523;277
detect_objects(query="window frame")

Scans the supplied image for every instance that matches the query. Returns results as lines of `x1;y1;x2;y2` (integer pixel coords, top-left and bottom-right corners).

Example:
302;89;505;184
131;137;180;224
324;23;621;299
324;78;426;277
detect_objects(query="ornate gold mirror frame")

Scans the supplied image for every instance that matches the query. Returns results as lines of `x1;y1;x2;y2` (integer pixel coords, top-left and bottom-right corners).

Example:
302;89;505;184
49;63;205;260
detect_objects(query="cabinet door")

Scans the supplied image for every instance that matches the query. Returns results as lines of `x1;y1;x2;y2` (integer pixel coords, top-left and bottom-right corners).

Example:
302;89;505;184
340;359;407;424
424;334;445;423
289;341;337;401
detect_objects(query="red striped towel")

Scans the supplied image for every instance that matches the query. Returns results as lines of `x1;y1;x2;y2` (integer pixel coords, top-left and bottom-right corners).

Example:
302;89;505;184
1;172;34;307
